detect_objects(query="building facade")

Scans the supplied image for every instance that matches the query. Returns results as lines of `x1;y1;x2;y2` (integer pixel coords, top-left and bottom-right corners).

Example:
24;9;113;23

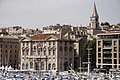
0;36;20;69
20;34;74;72
96;33;120;70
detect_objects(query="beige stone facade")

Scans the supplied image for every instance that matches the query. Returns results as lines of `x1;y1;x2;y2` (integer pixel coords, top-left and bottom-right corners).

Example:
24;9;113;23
96;33;120;70
0;36;20;69
20;34;74;72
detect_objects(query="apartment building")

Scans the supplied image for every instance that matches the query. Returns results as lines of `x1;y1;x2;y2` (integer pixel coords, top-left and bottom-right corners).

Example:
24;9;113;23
0;36;20;69
20;34;74;72
96;32;120;70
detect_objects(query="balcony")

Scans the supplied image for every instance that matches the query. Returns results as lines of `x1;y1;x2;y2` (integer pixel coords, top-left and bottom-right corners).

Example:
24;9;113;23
27;55;47;59
103;51;112;54
103;57;112;59
103;46;112;49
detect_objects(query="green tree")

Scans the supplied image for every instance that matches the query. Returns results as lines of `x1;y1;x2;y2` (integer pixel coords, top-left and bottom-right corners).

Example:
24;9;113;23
82;38;96;70
117;23;120;26
0;32;8;35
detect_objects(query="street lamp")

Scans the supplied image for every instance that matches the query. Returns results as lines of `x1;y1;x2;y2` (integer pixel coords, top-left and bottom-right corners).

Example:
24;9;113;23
87;48;92;76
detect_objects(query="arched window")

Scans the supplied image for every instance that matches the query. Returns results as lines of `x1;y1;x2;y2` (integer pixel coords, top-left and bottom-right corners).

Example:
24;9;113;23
48;63;51;70
26;63;28;69
52;63;55;70
22;63;24;69
30;62;33;69
41;62;44;70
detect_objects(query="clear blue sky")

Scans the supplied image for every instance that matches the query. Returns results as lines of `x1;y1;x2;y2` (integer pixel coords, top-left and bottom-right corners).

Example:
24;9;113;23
0;0;119;29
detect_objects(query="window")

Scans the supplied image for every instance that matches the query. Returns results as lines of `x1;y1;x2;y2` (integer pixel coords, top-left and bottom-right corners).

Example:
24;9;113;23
114;41;117;46
6;50;7;53
26;50;28;55
15;45;17;48
10;59;12;62
60;62;62;70
26;42;29;46
10;50;12;53
15;55;16;58
98;41;101;46
114;53;117;58
6;45;7;48
44;51;46;55
114;47;117;52
26;63;28;69
53;50;55;55
65;42;67;45
60;41;62;44
10;54;12;58
98;59;101;63
30;62;33;68
53;41;55;45
98;48;101;52
59;46;62;51
15;50;17;53
41;62;44;70
49;42;51;45
1;54;2;57
52;63;55;70
114;59;117;64
98;53;101;57
23;43;25;46
64;47;67;51
0;44;2;48
10;45;12;48
69;47;73;51
74;49;77;56
22;63;24;69
48;63;51;70
23;51;25;55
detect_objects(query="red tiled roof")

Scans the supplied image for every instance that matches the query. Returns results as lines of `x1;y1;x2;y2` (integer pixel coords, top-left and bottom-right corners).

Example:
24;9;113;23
31;33;66;40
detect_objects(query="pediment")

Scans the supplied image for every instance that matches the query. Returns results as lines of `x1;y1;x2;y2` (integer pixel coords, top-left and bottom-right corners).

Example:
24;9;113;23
21;37;31;42
45;35;59;40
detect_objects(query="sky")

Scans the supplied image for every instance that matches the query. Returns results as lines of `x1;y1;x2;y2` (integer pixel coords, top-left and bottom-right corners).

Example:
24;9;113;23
0;0;119;29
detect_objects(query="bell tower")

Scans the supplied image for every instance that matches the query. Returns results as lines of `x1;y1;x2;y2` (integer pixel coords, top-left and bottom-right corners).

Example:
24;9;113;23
89;2;99;29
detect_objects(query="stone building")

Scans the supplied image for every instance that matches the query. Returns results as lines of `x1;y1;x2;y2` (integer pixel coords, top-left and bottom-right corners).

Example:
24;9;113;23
20;34;74;72
0;36;20;69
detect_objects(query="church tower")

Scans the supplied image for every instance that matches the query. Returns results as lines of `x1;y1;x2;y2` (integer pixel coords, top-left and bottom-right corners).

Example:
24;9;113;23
89;2;99;29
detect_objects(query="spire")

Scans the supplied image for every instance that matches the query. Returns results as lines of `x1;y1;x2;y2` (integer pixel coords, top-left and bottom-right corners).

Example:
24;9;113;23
91;2;98;17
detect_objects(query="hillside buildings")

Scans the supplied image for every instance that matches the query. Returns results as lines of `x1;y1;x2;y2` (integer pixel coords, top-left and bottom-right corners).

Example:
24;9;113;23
0;2;119;72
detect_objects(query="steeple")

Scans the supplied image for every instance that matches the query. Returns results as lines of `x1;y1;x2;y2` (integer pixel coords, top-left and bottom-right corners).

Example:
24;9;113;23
91;2;98;18
89;2;99;29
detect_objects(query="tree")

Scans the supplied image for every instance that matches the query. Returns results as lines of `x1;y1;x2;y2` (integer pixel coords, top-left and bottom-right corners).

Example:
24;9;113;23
117;23;120;26
0;32;8;35
82;38;96;70
101;22;110;26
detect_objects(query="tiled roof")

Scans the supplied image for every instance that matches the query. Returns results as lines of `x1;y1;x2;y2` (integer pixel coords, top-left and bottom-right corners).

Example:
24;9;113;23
31;33;67;40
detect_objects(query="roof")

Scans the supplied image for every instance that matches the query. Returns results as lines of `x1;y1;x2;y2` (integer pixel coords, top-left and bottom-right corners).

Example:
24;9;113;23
31;33;67;40
97;32;120;36
91;2;98;17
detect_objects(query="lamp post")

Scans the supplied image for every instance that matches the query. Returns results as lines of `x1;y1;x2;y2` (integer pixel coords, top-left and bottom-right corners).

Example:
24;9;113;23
87;48;92;76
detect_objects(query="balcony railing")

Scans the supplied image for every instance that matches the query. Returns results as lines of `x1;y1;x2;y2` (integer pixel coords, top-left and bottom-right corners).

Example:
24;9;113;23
103;57;112;59
103;51;112;54
103;46;112;49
